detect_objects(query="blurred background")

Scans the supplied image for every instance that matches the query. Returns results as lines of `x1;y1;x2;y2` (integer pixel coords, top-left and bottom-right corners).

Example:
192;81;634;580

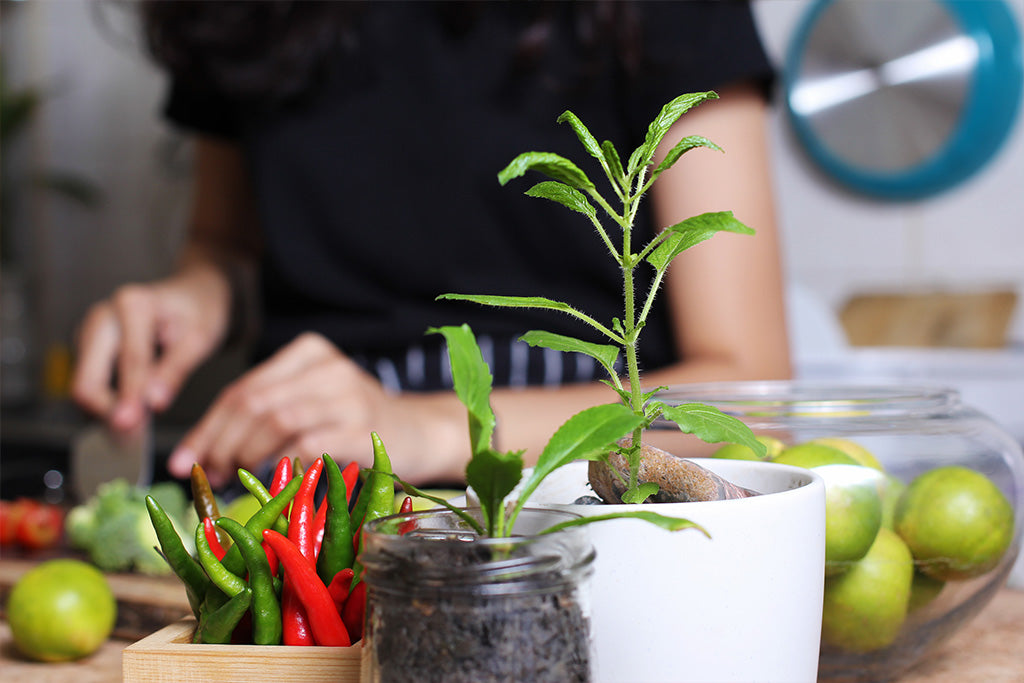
2;0;1023;499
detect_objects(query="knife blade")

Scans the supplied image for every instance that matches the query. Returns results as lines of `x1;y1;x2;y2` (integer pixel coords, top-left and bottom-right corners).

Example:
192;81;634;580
70;415;153;501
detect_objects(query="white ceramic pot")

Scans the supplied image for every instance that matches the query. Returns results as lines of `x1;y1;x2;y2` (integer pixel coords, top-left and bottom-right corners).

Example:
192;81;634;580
527;458;826;683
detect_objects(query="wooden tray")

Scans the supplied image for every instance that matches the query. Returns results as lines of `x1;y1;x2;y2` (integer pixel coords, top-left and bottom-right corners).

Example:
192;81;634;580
122;618;362;682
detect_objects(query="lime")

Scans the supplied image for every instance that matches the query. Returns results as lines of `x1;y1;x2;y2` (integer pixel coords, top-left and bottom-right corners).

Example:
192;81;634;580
5;559;117;662
894;466;1014;581
808;437;885;471
774;443;884;574
711;435;785;461
821;528;914;653
878;474;906;531
223;493;262;524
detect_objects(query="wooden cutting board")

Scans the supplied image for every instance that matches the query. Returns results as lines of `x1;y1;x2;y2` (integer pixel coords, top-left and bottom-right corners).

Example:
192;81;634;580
0;557;192;641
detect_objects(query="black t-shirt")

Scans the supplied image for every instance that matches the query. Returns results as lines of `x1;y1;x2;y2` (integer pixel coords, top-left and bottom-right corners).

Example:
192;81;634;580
164;1;773;391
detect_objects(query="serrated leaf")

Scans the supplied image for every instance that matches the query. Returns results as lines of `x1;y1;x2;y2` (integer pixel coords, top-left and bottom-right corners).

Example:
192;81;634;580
651;135;722;179
514;404;644;512
519;330;620;377
498;151;595;190
629;91;718;173
622;482;662;505
557;110;604;161
602;140;625;182
466;448;524;535
439;293;577;315
654;402;766;458
600;379;632;404
525;181;596;220
428;325;495;456
647;211;753;271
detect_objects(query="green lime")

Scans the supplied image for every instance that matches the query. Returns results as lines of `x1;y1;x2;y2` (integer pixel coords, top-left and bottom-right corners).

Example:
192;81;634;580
822;528;914;653
774;443;884;574
711;435;785;462
808;437;885;471
6;559;117;662
878;474;907;531
894;466;1014;581
223;493;262;524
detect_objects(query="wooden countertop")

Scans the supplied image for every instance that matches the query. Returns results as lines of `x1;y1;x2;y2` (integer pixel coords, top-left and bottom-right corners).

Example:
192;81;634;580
2;587;1021;682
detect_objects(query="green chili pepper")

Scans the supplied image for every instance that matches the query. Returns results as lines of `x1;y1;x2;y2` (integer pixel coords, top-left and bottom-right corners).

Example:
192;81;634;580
197;587;252;644
216;517;283;646
145;495;209;617
195;519;246;597
316;454;355;586
348;466;370;525
221;474;302;577
237;468;290;535
364;432;395;526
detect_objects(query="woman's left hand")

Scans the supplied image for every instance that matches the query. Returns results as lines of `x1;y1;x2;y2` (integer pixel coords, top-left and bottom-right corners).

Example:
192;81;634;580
166;332;467;488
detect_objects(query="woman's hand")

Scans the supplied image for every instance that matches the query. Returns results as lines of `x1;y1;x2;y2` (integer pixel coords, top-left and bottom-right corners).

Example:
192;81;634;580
71;263;232;433
166;332;468;488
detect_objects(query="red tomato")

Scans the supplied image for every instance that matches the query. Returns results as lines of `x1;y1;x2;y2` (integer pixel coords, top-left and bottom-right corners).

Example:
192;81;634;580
0;499;37;546
15;502;64;550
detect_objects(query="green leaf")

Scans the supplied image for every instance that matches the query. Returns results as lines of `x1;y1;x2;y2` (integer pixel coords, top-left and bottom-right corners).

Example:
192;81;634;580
525;181;596;221
428;325;495;456
437;294;618;341
466;448;524;536
514;403;644;515
540;510;709;536
651;135;722;179
601;140;625;182
498;151;595;190
519;330;620;378
386;475;484;535
654;402;767;458
646;211;753;271
622;483;661;505
557;110;604;161
628;91;719;174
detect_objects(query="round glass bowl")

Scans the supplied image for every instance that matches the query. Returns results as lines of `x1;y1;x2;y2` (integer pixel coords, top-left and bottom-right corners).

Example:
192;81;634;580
651;381;1024;683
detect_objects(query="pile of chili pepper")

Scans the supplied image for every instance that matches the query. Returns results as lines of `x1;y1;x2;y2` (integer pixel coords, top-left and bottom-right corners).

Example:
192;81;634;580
146;431;405;646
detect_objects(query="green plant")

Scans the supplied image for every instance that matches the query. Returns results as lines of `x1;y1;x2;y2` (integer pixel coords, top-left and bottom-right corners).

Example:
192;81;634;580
394;91;768;538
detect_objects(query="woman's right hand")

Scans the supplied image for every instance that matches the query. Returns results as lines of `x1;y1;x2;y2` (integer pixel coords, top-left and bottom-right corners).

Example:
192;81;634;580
71;263;233;434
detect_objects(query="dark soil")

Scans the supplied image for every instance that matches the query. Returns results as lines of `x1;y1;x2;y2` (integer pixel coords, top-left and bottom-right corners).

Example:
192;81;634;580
363;538;591;683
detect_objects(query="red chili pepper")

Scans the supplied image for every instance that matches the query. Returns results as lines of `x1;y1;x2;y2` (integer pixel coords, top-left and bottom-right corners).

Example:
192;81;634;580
282;582;315;646
341;580;366;642
341;461;359;505
397;495;416;536
313;497;328;558
327;568;355;611
288;458;324;560
263;529;351;646
269;455;294;521
203;516;227;560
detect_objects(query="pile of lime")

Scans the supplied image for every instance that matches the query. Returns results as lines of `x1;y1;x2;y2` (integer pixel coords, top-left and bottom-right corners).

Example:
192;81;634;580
713;436;1015;653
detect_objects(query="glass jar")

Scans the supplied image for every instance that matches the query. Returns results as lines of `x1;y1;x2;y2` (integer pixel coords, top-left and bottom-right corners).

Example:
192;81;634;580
359;507;595;683
652;381;1024;683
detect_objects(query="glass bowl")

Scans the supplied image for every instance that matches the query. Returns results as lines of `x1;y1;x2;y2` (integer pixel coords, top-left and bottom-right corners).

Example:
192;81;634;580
651;381;1024;683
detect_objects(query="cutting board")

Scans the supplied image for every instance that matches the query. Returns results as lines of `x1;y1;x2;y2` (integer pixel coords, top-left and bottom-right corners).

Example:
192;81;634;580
0;557;192;641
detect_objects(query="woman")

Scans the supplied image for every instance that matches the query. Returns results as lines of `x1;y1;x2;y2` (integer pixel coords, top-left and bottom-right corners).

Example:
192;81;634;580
72;1;789;487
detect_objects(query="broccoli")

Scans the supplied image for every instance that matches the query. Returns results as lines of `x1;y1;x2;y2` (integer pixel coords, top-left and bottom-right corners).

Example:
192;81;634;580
65;478;193;575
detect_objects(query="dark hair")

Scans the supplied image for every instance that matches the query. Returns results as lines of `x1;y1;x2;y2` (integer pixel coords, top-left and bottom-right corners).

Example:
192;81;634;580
140;1;642;107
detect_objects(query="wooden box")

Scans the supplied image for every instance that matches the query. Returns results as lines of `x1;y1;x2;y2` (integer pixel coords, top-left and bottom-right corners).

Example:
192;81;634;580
122;619;362;682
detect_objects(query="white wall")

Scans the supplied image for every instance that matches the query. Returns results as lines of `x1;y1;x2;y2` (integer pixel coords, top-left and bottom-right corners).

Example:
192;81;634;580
753;0;1024;345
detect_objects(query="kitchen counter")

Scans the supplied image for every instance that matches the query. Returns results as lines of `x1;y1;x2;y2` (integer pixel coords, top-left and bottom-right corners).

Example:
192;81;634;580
2;587;1021;682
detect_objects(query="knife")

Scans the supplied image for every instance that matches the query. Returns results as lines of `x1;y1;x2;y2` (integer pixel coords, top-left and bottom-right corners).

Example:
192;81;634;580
70;415;154;501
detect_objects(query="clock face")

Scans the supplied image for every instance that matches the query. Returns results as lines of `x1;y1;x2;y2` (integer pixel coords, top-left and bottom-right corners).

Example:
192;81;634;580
784;0;1023;200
